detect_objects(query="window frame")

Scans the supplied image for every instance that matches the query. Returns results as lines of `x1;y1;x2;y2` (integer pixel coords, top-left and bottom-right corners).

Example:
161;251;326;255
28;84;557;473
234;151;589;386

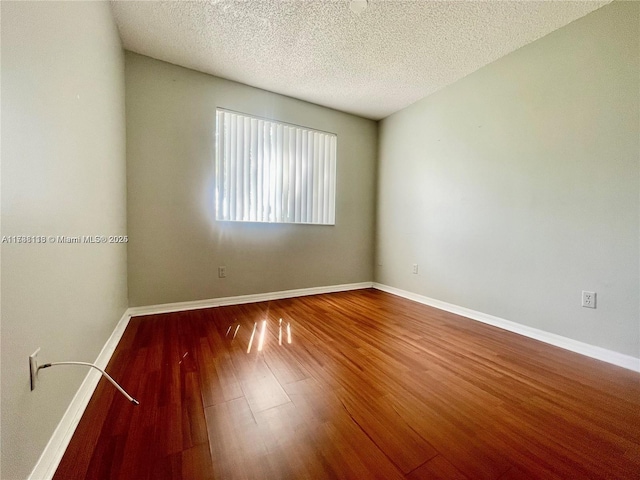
215;108;337;225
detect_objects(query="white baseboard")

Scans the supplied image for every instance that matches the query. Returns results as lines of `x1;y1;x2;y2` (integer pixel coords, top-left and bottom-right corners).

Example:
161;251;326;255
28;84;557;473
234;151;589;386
28;311;132;480
127;282;374;317
373;283;640;373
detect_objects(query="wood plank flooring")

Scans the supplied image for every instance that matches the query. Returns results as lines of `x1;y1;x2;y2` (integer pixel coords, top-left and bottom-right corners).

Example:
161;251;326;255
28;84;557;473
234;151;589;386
54;289;640;479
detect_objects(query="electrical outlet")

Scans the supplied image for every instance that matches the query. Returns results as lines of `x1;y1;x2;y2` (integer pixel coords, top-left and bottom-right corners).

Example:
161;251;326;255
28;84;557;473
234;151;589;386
412;264;419;274
29;348;40;391
582;291;596;309
218;266;226;278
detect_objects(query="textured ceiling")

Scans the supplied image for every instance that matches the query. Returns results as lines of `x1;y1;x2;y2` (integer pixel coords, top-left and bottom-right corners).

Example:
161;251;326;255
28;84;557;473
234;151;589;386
111;0;611;120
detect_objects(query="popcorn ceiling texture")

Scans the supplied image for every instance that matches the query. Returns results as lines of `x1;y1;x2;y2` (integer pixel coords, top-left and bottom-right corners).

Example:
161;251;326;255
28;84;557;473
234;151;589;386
110;0;610;120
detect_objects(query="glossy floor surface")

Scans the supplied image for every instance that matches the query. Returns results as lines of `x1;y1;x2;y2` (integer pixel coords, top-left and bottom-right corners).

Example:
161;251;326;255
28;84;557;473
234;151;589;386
55;289;640;479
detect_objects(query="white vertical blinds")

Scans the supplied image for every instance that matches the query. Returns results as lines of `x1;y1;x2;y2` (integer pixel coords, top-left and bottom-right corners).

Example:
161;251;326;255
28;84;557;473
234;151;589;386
215;109;337;224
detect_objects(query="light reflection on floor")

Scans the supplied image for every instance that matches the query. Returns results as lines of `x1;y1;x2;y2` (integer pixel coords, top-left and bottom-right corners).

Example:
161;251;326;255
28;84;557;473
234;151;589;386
226;318;293;354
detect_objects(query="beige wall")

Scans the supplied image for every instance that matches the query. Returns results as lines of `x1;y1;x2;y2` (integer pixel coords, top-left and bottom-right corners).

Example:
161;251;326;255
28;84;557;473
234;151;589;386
125;53;377;307
1;2;128;478
376;1;639;358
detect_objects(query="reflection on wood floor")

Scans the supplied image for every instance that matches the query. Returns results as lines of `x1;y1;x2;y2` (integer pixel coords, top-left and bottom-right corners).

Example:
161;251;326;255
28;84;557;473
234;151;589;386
54;289;640;479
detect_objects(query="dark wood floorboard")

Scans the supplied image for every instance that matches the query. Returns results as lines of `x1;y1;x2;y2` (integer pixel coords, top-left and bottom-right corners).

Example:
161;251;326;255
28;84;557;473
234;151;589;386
54;289;640;480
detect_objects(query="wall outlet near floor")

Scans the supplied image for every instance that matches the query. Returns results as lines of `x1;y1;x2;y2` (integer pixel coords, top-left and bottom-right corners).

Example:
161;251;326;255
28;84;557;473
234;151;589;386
412;264;419;274
29;348;40;391
582;291;596;309
218;266;226;278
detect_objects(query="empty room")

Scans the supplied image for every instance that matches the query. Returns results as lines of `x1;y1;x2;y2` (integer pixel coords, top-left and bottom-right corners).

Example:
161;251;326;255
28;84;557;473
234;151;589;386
2;1;639;479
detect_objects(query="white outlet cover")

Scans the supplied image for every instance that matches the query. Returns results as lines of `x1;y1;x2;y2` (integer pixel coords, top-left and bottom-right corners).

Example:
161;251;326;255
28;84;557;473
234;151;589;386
29;348;40;391
582;291;597;309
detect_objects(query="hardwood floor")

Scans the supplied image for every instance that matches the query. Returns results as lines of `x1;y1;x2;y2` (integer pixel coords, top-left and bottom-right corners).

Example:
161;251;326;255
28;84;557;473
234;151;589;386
54;289;640;479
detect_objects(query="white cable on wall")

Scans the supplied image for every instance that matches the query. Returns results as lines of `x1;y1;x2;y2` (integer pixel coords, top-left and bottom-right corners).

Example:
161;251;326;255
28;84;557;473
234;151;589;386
38;361;139;405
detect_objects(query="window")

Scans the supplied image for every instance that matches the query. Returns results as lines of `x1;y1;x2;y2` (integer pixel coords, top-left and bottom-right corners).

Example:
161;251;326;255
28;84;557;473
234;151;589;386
215;109;337;224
